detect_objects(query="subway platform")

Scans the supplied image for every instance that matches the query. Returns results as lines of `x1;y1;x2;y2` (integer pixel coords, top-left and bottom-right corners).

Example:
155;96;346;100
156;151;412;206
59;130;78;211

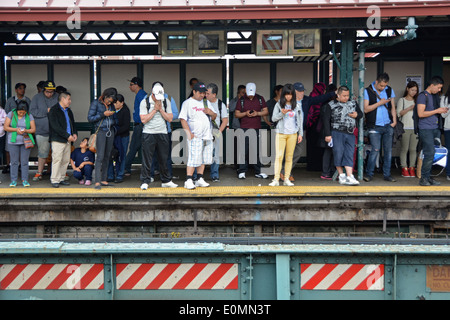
0;164;449;239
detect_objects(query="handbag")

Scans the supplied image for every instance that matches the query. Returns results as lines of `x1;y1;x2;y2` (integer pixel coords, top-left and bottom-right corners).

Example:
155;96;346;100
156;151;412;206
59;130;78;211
88;118;104;153
23;134;34;149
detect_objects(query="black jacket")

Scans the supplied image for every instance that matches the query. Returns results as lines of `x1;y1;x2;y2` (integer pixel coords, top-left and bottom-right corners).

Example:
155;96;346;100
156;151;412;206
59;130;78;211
48;103;77;143
301;92;336;128
114;105;131;138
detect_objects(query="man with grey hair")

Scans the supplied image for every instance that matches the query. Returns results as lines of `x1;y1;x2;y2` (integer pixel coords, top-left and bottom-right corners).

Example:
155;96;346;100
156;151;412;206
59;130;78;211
48;91;77;188
206;83;228;182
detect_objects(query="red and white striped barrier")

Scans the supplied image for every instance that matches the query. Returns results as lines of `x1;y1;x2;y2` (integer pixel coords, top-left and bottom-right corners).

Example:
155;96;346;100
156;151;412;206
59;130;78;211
0;264;104;290
300;264;384;291
116;263;239;290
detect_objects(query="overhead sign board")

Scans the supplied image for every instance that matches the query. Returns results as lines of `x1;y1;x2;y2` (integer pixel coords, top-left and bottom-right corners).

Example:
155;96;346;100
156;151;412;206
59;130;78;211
255;29;321;56
193;31;226;56
288;29;321;56
160;31;193;57
256;30;288;56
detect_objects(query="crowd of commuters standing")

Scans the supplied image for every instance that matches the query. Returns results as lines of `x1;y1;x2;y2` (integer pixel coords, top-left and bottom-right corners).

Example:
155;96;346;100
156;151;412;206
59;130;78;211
0;73;449;189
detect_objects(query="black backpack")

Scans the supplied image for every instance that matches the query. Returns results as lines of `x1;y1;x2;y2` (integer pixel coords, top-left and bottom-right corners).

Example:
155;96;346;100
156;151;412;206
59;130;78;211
413;91;442;134
146;95;168;114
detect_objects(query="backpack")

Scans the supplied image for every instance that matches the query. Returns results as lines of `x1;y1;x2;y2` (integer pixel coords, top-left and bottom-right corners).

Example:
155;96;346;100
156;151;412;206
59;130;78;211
239;95;263;124
146;95;168;114
413;90;442;134
203;98;220;130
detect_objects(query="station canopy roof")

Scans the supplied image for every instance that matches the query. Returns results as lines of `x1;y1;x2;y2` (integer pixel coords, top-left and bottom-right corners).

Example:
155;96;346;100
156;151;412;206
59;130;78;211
0;0;449;22
1;0;449;57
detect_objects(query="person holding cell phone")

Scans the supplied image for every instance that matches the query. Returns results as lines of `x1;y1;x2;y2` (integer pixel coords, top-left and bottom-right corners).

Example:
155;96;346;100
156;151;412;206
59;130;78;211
323;86;363;186
233;82;269;180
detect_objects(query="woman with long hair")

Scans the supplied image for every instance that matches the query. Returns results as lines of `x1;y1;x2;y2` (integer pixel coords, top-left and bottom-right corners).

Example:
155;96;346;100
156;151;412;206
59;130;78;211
87;87;118;190
397;81;419;178
3;100;36;187
269;83;303;186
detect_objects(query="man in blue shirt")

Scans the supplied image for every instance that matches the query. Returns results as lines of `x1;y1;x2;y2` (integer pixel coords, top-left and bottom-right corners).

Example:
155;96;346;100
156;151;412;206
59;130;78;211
124;77;147;176
363;73;398;182
417;76;446;186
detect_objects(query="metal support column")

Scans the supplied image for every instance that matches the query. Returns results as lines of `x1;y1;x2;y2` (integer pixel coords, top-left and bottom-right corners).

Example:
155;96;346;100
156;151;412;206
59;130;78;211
276;253;291;300
0;42;5;107
339;31;355;95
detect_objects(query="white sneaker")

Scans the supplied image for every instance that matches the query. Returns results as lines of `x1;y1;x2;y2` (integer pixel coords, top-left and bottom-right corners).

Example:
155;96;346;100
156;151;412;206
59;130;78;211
195;177;210;187
140;183;148;190
255;173;268;179
238;172;246;179
162;181;178;188
283;179;294;186
345;175;360;185
269;179;279;186
184;179;196;190
338;174;347;185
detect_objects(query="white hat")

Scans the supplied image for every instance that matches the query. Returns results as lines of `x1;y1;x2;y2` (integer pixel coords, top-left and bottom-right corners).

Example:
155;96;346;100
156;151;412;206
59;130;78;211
246;83;256;96
152;84;165;101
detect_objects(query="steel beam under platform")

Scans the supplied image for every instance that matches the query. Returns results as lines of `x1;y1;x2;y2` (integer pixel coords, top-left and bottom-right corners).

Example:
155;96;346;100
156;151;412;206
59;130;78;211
0;240;448;300
0;184;449;239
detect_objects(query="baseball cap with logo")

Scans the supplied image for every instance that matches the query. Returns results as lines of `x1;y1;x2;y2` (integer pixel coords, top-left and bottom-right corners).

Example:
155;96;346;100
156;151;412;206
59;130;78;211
294;82;305;92
152;84;165;101
44;81;56;90
193;82;207;93
246;83;256;96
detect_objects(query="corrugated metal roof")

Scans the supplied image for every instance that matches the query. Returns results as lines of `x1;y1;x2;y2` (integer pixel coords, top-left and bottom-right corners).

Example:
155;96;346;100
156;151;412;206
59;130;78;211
0;0;444;8
0;1;448;22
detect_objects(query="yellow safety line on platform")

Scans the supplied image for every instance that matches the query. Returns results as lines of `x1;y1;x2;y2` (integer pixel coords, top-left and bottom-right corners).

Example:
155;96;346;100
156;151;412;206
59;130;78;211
1;185;450;197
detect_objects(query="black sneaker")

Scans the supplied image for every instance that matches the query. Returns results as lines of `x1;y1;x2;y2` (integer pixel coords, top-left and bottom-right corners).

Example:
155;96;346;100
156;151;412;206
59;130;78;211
383;176;396;182
419;178;431;186
428;178;440;186
363;175;373;182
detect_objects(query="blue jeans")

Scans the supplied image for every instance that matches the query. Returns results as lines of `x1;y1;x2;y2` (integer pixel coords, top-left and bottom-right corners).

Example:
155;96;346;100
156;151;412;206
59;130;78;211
108;135;130;180
331;130;354;168
73;164;94;181
366;124;394;178
124;124;142;174
419;128;440;179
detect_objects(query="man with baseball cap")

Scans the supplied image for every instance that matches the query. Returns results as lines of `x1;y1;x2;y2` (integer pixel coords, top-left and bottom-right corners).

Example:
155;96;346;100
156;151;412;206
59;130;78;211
179;81;217;189
234;82;269;179
29;80;59;181
139;82;177;190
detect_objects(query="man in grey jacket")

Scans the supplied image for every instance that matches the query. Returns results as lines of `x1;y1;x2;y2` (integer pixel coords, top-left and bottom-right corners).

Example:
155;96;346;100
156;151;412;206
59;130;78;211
29;80;59;181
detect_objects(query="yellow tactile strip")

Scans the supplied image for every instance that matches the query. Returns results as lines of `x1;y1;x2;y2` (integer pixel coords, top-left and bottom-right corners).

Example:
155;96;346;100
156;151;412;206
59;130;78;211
1;185;450;198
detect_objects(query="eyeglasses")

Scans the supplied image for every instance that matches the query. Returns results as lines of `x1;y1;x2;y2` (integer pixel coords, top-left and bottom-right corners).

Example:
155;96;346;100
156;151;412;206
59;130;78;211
44;90;54;94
